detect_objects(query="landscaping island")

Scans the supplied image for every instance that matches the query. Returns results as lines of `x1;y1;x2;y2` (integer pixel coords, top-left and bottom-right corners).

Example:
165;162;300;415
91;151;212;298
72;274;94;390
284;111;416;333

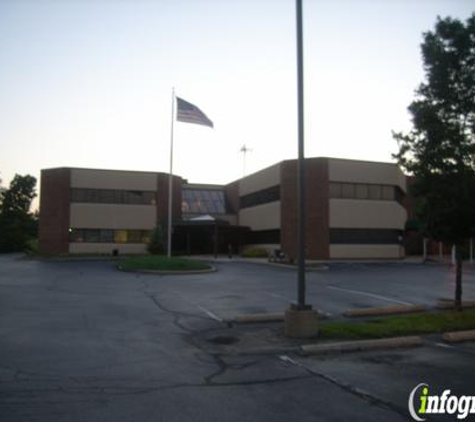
319;309;475;340
118;255;213;273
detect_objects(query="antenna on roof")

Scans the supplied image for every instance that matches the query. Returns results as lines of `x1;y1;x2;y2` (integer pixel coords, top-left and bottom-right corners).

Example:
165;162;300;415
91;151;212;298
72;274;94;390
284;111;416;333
239;144;252;177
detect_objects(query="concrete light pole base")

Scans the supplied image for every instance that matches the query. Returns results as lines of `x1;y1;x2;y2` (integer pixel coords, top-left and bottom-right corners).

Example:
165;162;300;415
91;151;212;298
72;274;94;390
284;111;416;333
284;306;319;339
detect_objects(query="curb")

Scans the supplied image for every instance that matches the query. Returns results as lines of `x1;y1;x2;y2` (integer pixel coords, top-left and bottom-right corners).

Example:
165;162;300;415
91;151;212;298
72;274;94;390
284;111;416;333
442;330;475;343
38;256;124;262
343;304;426;317
300;336;424;356
117;265;217;275
234;313;285;324
264;262;329;272
228;346;301;356
232;310;330;324
436;300;475;310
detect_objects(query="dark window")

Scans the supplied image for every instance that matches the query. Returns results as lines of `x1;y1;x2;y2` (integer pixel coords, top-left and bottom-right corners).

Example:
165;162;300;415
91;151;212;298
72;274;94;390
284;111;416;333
240;185;280;209
329;182;405;203
382;186;395;200
127;230;142;243
70;188;156;205
146;192;156;204
98;189;116;204
87;190;102;203
84;229;100;243
245;229;280;244
355;184;369;199
69;228;152;244
330;228;402;245
123;190;142;204
329;183;342;198
69;228;85;242
341;183;355;198
71;189;87;202
100;230;114;243
368;184;382;200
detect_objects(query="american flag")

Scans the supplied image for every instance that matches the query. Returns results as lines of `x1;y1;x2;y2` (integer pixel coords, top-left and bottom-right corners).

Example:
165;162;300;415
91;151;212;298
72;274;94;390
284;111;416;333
176;97;213;128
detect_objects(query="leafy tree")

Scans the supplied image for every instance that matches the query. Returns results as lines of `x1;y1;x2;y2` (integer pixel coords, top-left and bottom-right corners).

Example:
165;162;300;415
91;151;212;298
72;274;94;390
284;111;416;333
147;225;165;255
393;13;475;310
0;176;5;206
0;174;37;252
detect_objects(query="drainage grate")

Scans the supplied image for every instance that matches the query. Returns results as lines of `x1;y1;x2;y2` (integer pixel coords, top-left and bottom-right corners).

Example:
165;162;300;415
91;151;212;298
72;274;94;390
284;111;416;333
206;335;240;345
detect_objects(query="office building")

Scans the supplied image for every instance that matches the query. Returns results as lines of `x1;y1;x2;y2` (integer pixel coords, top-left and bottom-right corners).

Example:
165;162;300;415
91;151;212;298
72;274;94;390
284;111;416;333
39;157;407;259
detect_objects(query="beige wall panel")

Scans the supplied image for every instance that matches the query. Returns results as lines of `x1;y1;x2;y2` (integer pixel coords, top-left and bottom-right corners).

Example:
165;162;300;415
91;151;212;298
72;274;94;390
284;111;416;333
69;243;146;254
70;204;156;229
239;201;281;231
328;159;406;192
330;245;404;259
239;163;281;196
218;214;238;225
330;199;406;229
71;169;157;191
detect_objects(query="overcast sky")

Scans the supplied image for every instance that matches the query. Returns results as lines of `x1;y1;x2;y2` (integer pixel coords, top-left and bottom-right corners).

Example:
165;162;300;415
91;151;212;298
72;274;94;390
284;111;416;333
1;0;474;197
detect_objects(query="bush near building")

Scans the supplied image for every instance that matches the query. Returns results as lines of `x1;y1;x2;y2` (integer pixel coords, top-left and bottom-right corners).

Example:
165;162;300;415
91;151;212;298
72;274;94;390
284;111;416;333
242;247;269;258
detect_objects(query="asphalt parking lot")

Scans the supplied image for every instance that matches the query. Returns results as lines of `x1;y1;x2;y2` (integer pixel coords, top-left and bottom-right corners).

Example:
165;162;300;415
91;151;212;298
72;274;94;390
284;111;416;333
1;254;474;422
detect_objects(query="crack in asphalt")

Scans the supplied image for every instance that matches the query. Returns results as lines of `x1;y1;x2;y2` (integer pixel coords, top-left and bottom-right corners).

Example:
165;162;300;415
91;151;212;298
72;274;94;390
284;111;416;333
144;292;271;388
0;374;319;409
1;273;415;420
146;293;214;333
144;288;411;420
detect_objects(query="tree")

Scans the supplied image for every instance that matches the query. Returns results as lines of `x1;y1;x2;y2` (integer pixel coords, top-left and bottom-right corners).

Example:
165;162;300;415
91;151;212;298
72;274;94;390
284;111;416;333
147;225;165;255
393;13;475;310
0;176;5;206
0;174;37;252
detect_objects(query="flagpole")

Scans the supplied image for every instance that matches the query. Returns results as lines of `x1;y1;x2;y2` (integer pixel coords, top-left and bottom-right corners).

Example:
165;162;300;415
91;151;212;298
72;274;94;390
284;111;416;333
167;88;175;258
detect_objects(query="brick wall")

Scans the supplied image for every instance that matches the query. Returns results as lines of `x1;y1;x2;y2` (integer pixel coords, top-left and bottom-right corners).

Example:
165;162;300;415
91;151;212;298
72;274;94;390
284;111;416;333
281;158;330;259
224;181;240;217
39;168;71;254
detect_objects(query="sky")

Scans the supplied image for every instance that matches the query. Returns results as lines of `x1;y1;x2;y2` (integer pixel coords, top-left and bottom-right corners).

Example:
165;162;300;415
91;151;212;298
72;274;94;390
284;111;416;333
1;0;474;203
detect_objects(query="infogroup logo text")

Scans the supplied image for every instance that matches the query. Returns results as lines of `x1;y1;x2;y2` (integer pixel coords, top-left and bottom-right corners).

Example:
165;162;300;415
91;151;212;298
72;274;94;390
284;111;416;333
409;383;475;420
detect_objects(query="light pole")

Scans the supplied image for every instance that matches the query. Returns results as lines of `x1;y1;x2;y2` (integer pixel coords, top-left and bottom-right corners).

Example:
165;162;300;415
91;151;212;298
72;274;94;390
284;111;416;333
284;0;319;338
296;0;306;309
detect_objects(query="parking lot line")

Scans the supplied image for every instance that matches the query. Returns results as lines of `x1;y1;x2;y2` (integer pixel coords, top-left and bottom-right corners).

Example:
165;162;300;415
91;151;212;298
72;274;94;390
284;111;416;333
264;291;292;302
197;305;223;323
434;342;453;349
326;285;412;306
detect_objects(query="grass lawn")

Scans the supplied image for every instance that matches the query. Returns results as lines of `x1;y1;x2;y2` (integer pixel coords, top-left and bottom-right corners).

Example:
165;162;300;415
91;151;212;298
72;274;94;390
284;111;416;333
119;255;212;272
320;309;475;340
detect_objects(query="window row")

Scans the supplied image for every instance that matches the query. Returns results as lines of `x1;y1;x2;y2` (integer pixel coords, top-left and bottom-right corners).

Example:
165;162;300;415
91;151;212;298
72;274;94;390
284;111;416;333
70;229;151;244
182;189;226;214
71;188;156;205
330;228;403;245
329;182;403;202
240;185;280;209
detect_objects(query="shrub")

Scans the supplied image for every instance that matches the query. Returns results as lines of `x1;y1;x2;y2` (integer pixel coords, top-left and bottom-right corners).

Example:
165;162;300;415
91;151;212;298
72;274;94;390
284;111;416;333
147;226;165;255
241;247;269;258
120;255;211;271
